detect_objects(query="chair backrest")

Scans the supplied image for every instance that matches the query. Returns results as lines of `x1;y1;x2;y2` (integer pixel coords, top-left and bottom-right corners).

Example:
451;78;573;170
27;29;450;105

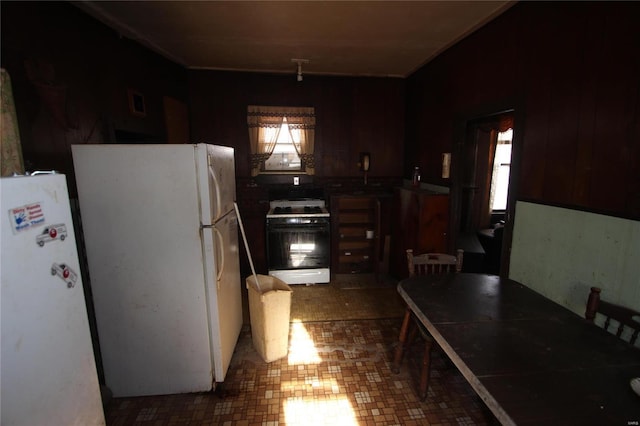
585;286;640;345
407;248;464;277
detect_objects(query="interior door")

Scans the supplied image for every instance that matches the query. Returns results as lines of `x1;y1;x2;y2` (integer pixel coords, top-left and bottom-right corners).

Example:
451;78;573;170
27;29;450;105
455;111;516;277
163;96;190;144
461;125;496;231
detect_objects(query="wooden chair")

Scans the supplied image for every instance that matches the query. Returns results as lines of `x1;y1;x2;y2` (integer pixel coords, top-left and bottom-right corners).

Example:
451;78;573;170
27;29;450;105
392;248;464;400
406;249;464;278
585;286;640;345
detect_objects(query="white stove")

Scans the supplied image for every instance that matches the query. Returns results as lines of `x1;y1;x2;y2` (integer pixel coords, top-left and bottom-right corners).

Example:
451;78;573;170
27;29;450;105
265;198;330;285
267;199;330;218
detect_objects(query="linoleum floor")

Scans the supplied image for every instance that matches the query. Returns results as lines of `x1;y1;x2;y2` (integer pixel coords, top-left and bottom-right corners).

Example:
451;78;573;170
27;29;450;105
104;275;497;425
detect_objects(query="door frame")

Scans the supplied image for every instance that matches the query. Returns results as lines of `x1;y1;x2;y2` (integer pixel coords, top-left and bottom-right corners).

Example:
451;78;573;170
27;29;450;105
451;102;524;278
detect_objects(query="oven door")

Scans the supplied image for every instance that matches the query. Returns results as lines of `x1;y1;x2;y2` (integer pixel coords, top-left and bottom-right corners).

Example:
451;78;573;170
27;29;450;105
266;218;330;270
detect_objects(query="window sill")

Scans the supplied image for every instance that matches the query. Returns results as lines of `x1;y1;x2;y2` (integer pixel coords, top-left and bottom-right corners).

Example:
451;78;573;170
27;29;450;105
259;170;306;175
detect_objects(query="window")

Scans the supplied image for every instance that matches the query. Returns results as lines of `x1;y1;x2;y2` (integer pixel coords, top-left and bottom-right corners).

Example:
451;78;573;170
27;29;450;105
490;129;512;211
263;118;302;171
247;106;316;176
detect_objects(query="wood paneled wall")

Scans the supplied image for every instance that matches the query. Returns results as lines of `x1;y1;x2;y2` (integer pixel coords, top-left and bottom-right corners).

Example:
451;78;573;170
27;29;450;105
188;70;405;180
406;2;640;220
2;2;408;278
1;2;188;196
189;70;406;274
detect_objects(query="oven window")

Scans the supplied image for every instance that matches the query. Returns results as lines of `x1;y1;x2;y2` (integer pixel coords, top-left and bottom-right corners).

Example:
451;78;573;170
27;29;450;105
267;221;330;270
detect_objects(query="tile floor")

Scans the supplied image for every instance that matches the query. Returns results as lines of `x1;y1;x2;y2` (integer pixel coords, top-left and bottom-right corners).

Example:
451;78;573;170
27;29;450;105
104;276;498;425
289;275;407;323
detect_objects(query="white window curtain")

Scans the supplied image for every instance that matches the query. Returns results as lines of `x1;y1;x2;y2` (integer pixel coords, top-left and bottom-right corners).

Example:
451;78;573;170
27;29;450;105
247;105;315;176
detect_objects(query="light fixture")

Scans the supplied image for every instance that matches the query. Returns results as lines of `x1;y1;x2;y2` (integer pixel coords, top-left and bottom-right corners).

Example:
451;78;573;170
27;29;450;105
359;152;370;185
292;58;309;82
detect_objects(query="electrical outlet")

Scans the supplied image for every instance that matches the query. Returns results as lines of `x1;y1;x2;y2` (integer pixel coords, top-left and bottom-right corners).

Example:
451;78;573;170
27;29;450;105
294;176;300;185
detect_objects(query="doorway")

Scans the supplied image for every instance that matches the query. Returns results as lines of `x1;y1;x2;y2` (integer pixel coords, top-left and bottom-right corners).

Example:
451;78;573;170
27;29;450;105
454;111;515;276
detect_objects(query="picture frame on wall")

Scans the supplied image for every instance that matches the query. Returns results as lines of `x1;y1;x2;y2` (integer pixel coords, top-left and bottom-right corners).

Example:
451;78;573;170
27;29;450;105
128;89;146;117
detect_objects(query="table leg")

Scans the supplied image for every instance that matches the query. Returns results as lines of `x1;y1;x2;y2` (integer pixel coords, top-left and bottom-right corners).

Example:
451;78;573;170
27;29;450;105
392;306;412;374
419;337;433;400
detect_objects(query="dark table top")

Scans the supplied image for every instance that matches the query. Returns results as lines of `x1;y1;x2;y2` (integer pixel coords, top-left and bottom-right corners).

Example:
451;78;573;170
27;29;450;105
398;273;640;425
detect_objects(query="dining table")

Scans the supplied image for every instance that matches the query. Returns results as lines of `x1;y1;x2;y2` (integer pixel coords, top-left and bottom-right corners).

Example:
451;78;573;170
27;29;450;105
394;273;640;425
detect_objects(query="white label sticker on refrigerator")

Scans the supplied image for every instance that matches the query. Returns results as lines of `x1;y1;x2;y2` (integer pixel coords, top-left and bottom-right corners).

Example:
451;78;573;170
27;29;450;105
8;202;46;234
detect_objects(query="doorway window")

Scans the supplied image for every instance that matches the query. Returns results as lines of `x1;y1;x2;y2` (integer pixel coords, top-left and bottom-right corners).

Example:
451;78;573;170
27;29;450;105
459;112;513;232
490;129;512;211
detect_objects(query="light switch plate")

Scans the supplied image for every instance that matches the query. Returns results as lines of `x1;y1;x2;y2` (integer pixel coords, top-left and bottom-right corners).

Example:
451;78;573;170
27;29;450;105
294;176;299;185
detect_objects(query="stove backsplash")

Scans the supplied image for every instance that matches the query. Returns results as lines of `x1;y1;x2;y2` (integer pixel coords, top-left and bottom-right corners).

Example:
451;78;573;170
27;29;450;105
268;186;326;201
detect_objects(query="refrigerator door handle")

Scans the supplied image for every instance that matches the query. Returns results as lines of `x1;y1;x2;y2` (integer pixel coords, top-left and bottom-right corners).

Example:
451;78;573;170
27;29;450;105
208;163;222;222
29;170;59;176
213;226;225;287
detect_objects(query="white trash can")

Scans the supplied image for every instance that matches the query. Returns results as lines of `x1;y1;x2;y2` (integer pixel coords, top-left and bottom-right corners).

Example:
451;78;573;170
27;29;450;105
246;274;292;363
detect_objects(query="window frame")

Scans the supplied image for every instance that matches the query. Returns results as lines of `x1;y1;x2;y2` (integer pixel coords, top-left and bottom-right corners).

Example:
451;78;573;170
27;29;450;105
247;105;316;177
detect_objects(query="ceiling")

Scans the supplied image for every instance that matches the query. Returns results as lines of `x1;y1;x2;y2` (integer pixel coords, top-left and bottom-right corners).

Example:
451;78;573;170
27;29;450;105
75;1;514;78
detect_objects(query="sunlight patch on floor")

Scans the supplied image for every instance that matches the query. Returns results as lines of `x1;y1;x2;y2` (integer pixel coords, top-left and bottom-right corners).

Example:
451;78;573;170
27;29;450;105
280;377;341;394
284;397;358;426
288;320;322;365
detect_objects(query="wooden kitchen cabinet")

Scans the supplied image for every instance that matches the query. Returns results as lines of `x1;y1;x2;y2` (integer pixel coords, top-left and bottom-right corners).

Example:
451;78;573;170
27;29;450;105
390;187;449;279
331;195;380;274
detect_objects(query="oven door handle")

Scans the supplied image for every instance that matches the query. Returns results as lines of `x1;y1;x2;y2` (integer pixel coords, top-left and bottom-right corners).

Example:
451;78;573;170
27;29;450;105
267;224;330;232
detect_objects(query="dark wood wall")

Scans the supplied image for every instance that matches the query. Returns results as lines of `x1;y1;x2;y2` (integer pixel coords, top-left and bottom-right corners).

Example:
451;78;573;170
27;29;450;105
407;1;640;220
1;1;188;195
2;2;407;277
188;70;405;180
5;1;637;281
189;70;406;273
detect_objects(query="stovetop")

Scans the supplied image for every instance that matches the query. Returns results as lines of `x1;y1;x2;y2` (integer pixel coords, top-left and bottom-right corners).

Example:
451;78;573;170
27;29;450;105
266;199;330;218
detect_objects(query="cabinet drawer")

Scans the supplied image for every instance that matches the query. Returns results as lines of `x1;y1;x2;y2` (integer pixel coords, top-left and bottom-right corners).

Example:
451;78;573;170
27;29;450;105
338;197;377;209
339;240;374;250
337;257;374;273
339;226;373;238
339;252;371;260
338;211;375;223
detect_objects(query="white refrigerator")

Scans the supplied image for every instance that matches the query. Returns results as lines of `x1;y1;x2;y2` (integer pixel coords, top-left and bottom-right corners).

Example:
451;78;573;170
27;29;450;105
1;173;105;425
72;143;243;397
